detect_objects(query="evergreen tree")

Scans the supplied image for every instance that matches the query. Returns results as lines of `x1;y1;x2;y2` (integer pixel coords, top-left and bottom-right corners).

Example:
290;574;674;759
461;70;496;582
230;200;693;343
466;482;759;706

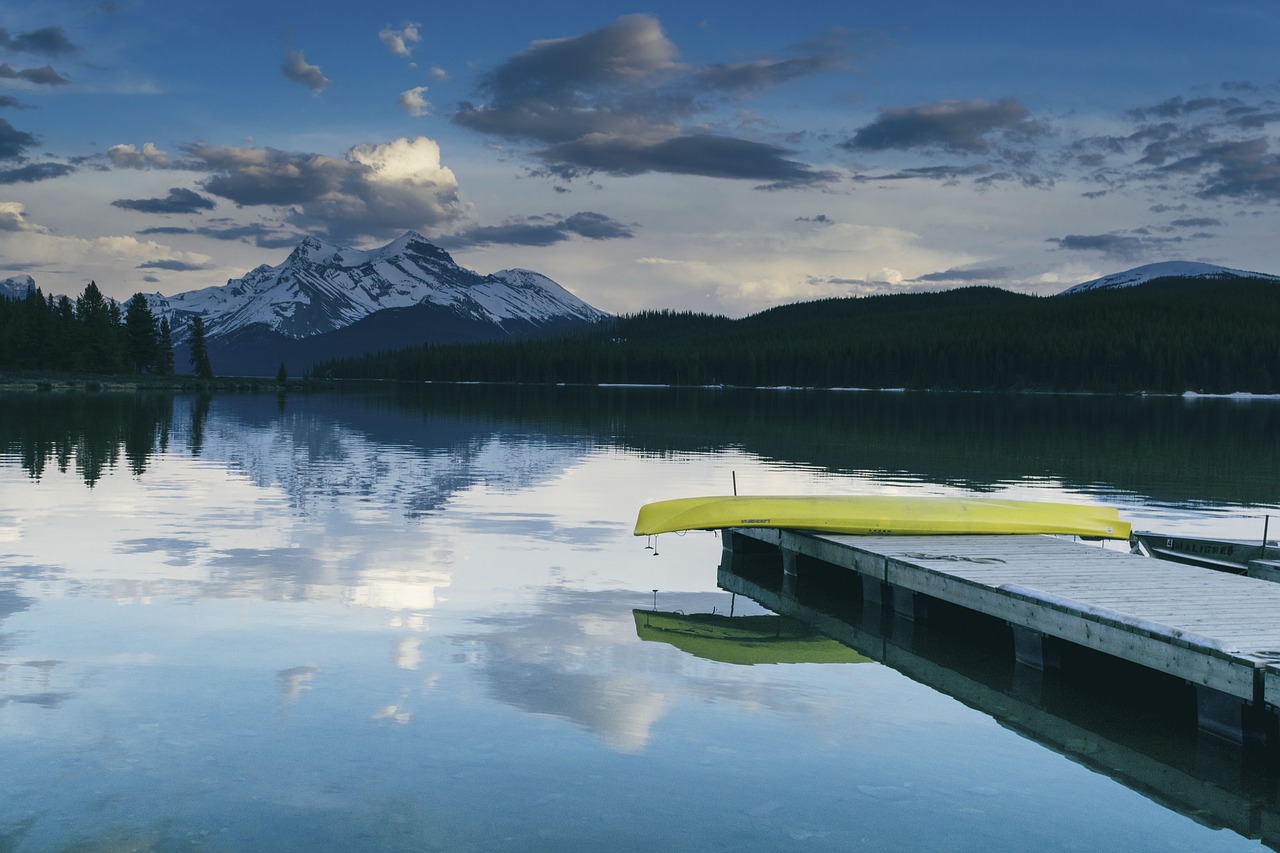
75;281;125;373
156;316;175;375
187;315;213;379
275;362;288;382
123;293;159;373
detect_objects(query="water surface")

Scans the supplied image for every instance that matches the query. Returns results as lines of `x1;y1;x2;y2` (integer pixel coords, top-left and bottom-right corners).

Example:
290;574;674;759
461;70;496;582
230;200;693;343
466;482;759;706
1;386;1276;851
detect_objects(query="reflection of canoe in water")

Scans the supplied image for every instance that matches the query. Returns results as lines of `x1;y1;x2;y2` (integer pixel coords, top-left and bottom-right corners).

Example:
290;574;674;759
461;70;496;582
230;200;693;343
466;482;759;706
632;610;870;665
634;495;1130;540
1129;531;1279;574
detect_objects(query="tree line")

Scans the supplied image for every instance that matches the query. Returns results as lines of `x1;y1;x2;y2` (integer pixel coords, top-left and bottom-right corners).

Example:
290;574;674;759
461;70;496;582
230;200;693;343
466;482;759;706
0;282;213;377
312;277;1280;393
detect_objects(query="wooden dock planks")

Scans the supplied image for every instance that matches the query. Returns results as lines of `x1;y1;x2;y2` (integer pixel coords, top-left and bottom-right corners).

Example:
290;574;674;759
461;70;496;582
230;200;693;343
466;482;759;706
729;528;1280;705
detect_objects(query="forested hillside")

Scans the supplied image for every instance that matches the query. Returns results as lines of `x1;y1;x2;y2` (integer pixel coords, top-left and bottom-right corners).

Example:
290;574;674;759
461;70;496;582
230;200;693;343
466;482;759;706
312;277;1280;393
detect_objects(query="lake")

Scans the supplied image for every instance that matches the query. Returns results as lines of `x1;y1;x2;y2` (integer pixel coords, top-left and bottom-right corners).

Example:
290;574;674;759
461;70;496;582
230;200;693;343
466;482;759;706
1;385;1278;851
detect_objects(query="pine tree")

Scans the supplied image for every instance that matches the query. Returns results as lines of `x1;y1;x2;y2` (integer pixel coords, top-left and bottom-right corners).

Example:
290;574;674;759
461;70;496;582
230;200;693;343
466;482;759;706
156;316;175;375
187;315;213;379
124;293;159;373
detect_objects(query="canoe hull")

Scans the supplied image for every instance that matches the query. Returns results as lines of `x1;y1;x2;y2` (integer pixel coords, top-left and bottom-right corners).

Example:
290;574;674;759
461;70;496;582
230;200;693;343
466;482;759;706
634;495;1130;540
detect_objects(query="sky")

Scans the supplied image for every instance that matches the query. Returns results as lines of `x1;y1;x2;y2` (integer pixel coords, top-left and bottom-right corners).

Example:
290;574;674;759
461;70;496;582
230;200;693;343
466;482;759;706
2;0;1279;316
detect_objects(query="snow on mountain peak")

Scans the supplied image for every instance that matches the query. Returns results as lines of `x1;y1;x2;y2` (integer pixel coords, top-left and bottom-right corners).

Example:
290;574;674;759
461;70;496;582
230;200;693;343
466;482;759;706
0;274;36;300
1059;261;1280;295
146;231;607;342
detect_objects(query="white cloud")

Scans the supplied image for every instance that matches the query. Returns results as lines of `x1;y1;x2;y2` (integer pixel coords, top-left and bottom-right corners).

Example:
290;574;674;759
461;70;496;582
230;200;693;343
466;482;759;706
107;142;169;169
398;86;432;117
0;200;46;232
379;23;422;58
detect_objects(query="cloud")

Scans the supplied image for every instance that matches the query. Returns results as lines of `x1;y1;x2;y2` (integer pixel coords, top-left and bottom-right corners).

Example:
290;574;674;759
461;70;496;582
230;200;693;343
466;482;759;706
795;214;835;225
1170;216;1221;228
186;136;467;241
843;98;1045;155
0;161;74;183
853;163;993;183
0;95;32;109
0;63;69;85
537;133;838;187
398;86;431;117
379;23;421;58
443;210;634;247
0;26;78;55
1164;137;1280;201
1045;230;1209;261
137;258;213;271
282;50;329;94
0;118;37;159
107;142;170;169
452;14;845;187
111;187;217;214
0;201;45;232
910;266;1013;283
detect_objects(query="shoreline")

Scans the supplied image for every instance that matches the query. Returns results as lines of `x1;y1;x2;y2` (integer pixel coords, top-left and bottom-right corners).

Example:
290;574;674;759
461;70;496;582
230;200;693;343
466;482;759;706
0;372;326;394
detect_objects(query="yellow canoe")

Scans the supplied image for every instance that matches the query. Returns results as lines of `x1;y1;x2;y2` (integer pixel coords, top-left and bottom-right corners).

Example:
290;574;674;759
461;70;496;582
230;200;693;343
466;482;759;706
634;495;1130;540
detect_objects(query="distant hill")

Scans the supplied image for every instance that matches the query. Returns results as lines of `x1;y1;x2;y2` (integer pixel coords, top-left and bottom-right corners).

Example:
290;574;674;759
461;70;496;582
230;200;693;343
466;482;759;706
1058;261;1280;295
316;278;1280;393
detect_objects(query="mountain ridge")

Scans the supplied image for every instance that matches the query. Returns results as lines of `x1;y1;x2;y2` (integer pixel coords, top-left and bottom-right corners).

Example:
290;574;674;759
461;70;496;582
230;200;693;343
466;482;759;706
1058;261;1280;295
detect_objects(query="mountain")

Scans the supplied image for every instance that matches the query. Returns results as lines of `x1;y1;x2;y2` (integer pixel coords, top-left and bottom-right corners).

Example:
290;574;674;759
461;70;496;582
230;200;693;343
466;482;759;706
1058;261;1280;295
145;231;608;376
0;274;35;301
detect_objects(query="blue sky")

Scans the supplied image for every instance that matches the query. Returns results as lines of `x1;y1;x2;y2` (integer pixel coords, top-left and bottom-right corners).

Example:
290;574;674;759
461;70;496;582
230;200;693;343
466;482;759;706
2;0;1279;315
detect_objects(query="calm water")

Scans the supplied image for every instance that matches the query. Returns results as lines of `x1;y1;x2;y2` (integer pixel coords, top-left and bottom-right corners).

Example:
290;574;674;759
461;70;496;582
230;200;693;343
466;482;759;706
1;386;1278;852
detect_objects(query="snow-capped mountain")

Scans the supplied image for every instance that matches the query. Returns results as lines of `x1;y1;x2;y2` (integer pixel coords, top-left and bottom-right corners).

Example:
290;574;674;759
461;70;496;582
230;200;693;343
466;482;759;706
0;274;35;300
1058;261;1280;295
147;231;608;342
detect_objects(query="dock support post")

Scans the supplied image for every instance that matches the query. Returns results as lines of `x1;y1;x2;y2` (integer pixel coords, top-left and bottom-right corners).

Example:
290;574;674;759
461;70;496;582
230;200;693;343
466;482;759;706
861;575;885;607
1193;686;1275;748
891;586;928;622
1010;626;1061;670
781;549;799;598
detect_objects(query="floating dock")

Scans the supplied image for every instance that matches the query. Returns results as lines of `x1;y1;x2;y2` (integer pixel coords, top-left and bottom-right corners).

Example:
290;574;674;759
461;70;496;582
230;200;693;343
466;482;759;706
722;527;1280;748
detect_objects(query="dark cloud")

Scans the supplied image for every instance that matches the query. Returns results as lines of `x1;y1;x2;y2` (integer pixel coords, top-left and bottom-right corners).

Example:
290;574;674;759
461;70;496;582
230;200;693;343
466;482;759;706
138;226;194;235
795;214;834;224
842;98;1044;154
853;163;993;183
282;50;329;94
137;259;213;272
111;187;216;214
192;221;302;248
1045;230;1210;261
181;138;466;242
0;161;74;183
0;118;36;159
538;133;838;187
452;14;846;187
0;63;69;85
1047;233;1148;258
443;211;634;247
0;26;78;55
911;266;1012;283
1162;137;1280;201
0;95;32;109
1170;216;1222;228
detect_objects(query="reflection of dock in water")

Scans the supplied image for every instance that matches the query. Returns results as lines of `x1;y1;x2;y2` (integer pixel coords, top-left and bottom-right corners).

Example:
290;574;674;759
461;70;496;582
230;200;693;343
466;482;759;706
632;610;869;665
718;552;1280;851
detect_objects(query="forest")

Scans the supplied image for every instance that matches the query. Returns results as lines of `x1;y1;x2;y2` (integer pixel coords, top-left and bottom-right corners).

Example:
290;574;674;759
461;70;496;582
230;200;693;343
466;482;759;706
6;275;1278;393
0;281;211;378
312;276;1280;394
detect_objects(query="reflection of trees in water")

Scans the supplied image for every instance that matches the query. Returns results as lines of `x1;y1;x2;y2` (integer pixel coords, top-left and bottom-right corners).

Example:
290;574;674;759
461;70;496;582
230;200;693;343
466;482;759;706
383;384;1280;506
0;393;192;486
3;385;1278;504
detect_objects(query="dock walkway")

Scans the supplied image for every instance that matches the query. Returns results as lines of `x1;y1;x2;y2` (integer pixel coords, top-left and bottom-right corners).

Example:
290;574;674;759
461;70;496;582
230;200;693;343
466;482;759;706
725;527;1280;745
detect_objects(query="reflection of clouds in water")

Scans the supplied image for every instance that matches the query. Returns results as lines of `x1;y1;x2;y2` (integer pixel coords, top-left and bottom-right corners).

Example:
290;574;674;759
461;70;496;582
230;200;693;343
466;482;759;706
0;659;71;709
394;637;421;670
278;665;319;702
115;538;204;567
452;511;621;550
455;588;845;754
